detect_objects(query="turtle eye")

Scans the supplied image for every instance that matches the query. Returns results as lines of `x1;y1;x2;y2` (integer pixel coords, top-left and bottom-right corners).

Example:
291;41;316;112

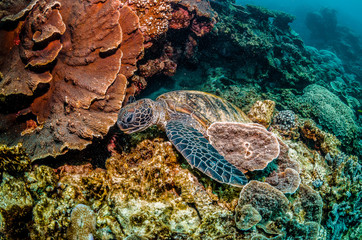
125;112;134;123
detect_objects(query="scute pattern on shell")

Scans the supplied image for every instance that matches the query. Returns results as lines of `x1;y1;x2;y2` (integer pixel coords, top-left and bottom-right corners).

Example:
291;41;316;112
157;90;251;129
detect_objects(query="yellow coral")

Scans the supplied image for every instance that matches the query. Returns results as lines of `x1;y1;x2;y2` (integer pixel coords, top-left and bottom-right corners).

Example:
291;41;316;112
0;143;30;173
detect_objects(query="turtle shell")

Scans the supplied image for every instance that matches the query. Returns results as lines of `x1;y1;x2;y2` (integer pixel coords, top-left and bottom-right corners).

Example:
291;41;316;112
156;90;251;130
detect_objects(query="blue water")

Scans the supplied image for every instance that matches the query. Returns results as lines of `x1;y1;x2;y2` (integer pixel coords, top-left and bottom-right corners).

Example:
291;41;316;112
237;0;362;44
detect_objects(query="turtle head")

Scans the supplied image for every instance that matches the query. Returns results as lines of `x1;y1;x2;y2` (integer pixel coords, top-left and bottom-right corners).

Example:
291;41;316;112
117;99;158;134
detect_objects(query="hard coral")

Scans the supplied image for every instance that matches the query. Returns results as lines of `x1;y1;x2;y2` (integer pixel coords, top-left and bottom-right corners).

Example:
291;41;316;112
236;181;323;239
300;120;341;156
0;0;143;160
0;173;33;239
139;43;178;78
247;100;276;128
272;110;297;131
234;204;262;231
30;196;73;239
121;0;173;46
126;0;216;85
57;163;107;202
27;165;58;193
300;84;359;154
67;204;96;240
0;143;30;173
0;0;39;23
237;181;289;228
265;167;301;194
207;122;280;172
265;138;301;194
169;5;194;29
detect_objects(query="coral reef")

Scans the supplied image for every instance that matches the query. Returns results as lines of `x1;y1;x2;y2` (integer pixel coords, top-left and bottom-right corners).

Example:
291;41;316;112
305;7;362;83
0;173;33;238
174;1;360;158
0;0;143;160
300;84;359;153
0;1;360;240
247;100;276;128
0;134;357;239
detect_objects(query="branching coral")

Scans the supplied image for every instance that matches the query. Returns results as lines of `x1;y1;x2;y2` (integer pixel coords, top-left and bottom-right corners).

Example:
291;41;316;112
0;0;143;160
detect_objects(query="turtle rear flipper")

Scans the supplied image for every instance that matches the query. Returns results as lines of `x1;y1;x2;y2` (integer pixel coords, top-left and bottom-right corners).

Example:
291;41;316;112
166;120;248;187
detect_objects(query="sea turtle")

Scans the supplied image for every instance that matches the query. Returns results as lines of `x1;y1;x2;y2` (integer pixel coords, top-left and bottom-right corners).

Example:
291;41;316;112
117;90;252;187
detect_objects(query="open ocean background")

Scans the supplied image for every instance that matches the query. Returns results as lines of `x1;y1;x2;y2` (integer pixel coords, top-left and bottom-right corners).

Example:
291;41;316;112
237;0;362;54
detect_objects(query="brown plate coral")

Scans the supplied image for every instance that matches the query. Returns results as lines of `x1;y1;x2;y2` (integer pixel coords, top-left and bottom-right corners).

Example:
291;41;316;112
0;0;144;160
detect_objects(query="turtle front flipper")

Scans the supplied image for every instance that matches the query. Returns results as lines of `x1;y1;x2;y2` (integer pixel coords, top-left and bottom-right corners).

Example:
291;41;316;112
166;120;248;187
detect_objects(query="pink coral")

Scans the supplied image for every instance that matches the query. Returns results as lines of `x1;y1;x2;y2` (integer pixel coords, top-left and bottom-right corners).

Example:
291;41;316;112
265;168;301;194
169;6;194;29
265;138;301;193
207;122;280;172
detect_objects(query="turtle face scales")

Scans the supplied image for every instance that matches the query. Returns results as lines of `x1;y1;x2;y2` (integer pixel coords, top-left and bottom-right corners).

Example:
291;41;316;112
117;99;157;134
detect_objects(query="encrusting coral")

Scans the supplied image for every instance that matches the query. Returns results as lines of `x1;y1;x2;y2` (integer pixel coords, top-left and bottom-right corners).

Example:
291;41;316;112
0;173;33;238
236;181;323;239
247;100;276;128
0;0;39;23
207;122;280;172
265;138;301;194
